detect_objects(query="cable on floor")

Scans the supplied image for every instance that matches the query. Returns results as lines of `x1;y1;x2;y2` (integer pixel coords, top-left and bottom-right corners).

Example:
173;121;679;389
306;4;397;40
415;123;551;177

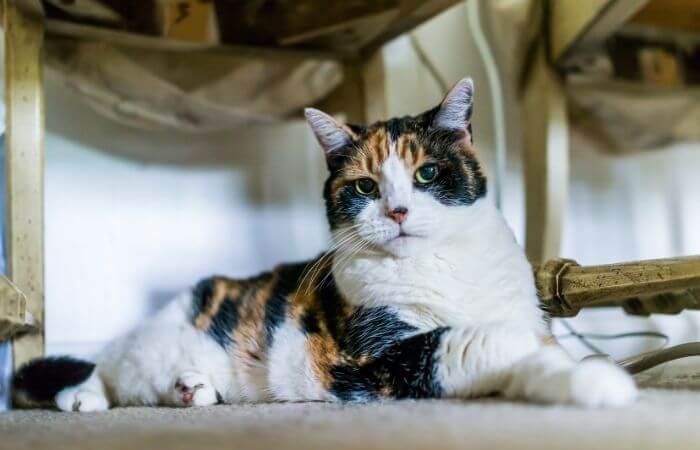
552;319;700;374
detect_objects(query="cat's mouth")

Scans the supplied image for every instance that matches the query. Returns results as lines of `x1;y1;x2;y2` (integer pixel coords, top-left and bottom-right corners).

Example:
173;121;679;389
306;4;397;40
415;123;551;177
387;231;421;243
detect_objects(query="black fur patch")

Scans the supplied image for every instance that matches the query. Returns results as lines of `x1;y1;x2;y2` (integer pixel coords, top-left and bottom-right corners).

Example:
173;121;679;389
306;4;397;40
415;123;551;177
192;277;239;349
385;117;404;141
208;298;239;349
265;262;308;343
273;262;308;297
420;127;486;206
300;309;321;334
317;274;347;340
325;182;373;229
191;277;217;317
343;306;416;359
264;293;287;344
13;356;95;405
330;327;447;402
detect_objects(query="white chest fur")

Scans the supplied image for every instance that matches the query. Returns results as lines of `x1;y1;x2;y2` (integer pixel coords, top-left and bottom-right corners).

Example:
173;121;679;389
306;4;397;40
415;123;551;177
333;200;545;333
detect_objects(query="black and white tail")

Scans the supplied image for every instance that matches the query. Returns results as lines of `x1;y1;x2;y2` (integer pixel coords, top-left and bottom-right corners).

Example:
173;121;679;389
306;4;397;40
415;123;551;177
13;356;99;410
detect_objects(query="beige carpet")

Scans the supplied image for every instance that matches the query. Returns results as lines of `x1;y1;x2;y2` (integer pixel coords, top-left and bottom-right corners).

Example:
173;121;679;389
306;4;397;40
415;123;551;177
2;361;700;450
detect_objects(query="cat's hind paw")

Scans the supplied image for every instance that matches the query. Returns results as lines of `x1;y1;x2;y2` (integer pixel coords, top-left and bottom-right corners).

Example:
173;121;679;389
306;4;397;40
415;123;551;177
172;371;218;407
56;388;109;412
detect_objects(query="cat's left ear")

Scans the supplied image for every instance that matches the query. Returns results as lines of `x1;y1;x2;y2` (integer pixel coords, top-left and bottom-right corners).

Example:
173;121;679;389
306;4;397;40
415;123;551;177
304;108;357;163
432;78;474;137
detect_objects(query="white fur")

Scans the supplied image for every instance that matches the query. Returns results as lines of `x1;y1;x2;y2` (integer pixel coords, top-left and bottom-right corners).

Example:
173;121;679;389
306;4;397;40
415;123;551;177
55;372;109;412
267;319;333;402
506;347;637;407
380;153;413;212
435;324;540;398
334;196;544;331
55;291;239;410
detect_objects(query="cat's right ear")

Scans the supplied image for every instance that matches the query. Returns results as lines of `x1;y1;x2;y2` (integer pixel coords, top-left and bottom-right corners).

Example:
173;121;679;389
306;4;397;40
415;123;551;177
304;108;356;168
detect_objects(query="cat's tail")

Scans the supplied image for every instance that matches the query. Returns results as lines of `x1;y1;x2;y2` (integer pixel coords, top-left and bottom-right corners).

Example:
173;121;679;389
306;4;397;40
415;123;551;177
12;356;108;411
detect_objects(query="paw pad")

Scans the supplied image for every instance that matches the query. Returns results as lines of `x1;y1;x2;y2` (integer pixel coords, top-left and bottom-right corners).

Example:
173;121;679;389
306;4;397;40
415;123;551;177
173;372;218;407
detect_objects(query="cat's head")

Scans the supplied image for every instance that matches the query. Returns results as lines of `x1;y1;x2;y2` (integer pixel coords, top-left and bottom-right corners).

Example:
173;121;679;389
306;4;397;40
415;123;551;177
306;78;486;257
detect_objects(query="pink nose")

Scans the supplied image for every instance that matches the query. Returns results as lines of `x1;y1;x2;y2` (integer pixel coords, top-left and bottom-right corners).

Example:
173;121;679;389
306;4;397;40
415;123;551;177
387;206;408;224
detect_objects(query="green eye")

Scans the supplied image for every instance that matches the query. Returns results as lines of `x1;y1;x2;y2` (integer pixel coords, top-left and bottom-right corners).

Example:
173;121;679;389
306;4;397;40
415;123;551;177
355;178;377;195
415;164;438;184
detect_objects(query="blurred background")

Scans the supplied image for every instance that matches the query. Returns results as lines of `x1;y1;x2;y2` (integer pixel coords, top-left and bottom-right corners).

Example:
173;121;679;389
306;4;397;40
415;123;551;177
1;0;700;408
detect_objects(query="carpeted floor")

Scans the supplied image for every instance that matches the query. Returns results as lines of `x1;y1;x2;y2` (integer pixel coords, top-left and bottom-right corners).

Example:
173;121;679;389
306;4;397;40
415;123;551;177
2;361;700;450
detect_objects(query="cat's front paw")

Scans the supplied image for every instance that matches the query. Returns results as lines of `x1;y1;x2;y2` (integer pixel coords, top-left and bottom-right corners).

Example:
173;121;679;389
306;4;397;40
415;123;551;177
508;347;637;407
567;359;637;407
529;358;637;407
172;372;218;407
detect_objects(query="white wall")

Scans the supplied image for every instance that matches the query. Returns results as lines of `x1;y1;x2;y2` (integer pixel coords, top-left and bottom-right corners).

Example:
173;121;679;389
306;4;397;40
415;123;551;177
43;78;329;357
563;140;700;264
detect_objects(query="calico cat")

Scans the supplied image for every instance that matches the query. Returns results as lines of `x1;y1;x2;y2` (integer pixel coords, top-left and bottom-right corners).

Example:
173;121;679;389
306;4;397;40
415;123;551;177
13;78;636;411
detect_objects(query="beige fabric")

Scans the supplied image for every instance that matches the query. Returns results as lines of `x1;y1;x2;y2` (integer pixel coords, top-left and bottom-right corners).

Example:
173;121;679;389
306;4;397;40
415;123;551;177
45;41;342;132
2;360;700;450
485;0;700;153
567;81;700;153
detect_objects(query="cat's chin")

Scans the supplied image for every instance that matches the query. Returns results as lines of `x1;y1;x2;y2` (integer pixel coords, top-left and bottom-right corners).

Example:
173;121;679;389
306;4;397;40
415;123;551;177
380;233;427;257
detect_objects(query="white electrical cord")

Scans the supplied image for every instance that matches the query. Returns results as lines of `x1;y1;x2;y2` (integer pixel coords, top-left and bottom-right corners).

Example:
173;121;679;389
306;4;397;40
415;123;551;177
466;0;507;210
621;343;700;374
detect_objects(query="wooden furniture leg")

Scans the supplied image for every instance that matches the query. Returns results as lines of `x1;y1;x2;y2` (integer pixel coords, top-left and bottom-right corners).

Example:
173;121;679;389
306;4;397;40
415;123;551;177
358;50;387;124
537;255;700;317
522;43;569;264
318;50;387;124
4;1;46;369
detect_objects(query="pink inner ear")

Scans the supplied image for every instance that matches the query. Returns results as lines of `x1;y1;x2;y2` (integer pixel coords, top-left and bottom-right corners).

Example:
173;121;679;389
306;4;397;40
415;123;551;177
433;78;474;132
305;108;352;155
454;128;472;147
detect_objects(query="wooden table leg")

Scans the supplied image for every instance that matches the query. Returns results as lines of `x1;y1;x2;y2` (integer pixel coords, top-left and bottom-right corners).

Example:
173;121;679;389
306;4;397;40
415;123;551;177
4;1;45;369
522;42;569;264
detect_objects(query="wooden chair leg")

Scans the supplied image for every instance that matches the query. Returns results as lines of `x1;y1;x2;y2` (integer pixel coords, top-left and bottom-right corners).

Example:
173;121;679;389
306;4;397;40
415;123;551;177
523;44;569;264
358;50;387;124
537;255;700;317
317;50;387;125
4;1;46;369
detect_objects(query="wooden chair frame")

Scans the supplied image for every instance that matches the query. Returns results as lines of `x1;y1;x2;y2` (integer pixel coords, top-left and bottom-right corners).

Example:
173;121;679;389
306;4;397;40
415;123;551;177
2;0;44;369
